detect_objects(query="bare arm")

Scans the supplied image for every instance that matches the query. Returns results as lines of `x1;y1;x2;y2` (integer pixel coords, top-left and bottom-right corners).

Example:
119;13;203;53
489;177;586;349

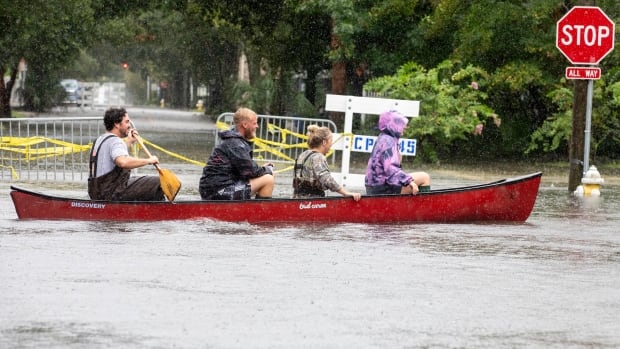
114;155;159;170
114;128;159;170
336;188;361;201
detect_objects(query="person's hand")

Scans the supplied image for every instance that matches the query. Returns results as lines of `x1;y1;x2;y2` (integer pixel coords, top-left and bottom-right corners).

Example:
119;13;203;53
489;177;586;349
409;181;419;195
344;191;361;201
126;128;139;144
148;155;159;166
264;163;274;175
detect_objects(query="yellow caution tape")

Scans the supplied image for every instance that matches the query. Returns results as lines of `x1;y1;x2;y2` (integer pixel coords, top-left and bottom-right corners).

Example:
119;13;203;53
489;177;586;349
0;165;18;179
139;138;206;166
208;122;355;170
0;136;92;161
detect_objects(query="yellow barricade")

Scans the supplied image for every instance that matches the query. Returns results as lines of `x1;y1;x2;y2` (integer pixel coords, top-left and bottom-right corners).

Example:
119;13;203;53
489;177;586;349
0;136;92;161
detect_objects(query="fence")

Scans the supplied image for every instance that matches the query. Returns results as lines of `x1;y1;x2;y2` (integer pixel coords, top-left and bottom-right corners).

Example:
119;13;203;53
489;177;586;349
2;95;418;186
0;117;102;182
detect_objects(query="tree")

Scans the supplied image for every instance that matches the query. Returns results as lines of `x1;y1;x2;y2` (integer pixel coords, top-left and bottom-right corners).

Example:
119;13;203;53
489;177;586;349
365;60;498;162
0;0;94;117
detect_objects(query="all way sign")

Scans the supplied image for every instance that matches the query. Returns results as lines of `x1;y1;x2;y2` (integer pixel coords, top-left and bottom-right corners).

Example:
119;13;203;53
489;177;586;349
565;67;602;80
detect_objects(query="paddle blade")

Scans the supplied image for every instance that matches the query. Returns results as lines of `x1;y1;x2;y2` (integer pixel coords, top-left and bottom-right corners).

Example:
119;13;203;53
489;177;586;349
157;168;182;202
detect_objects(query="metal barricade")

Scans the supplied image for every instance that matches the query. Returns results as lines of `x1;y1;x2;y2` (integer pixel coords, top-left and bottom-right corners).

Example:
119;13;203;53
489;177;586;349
0;117;102;182
215;113;337;166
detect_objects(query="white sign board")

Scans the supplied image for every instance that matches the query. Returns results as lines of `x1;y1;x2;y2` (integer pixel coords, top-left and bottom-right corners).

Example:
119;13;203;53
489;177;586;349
565;67;601;80
332;133;417;156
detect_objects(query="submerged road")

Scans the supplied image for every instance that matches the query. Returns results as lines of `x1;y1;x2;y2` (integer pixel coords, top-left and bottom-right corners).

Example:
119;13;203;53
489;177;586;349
37;105;218;132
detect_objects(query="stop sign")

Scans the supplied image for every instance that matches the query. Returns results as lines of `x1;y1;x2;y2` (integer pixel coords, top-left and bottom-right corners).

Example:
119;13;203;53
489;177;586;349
556;6;615;65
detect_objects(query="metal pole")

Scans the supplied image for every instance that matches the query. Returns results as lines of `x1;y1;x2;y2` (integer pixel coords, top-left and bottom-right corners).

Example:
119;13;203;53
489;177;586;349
341;98;353;188
583;79;593;176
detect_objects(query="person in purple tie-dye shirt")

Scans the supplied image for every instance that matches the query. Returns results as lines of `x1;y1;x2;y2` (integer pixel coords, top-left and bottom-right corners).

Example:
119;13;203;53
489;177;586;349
365;110;431;195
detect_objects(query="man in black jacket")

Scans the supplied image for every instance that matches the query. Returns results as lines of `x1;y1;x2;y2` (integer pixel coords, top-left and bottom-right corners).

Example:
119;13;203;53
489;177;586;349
199;107;275;200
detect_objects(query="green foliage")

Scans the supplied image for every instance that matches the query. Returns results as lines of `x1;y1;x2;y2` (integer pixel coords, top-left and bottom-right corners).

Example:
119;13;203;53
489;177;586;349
1;0;95;114
365;60;498;160
293;0;360;61
4;0;620;162
229;68;315;117
230;76;275;114
526;87;572;154
527;71;620;160
352;0;432;75
484;61;556;157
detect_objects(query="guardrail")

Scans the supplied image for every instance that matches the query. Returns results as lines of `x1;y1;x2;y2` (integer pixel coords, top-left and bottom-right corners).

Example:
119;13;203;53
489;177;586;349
0;117;102;182
3;113;335;183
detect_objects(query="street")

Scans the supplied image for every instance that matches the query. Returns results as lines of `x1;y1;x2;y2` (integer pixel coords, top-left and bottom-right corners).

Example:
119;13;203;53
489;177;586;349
32;105;217;133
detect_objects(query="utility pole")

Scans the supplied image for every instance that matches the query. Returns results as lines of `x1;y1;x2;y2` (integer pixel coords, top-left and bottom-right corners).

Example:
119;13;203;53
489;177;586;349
568;80;587;192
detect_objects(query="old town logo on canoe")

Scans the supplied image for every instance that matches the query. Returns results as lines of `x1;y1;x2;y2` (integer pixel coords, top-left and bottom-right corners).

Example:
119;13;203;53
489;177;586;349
299;201;327;210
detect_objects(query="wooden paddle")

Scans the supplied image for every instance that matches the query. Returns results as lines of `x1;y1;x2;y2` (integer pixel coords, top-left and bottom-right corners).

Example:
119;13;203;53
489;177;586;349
133;133;182;202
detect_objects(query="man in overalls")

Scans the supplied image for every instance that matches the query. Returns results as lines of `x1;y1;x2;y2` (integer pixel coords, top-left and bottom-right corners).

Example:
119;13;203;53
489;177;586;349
88;108;164;201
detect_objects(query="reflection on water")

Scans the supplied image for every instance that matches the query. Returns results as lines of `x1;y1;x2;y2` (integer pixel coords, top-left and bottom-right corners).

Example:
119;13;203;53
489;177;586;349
1;179;619;348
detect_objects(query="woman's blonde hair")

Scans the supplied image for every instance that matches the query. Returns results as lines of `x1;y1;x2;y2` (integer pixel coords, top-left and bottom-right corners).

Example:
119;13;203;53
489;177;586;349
306;124;332;148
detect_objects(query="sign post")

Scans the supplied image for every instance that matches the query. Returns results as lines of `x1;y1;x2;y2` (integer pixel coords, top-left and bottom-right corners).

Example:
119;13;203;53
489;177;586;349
556;6;615;177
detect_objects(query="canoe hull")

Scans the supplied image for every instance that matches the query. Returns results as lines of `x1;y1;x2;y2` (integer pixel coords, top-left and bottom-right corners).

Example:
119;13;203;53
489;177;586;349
10;173;542;223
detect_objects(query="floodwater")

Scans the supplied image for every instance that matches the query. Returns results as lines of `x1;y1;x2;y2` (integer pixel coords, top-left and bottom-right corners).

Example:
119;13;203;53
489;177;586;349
1;109;619;348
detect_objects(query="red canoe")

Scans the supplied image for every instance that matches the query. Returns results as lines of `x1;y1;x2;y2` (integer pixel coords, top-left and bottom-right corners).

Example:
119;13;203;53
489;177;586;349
10;172;541;223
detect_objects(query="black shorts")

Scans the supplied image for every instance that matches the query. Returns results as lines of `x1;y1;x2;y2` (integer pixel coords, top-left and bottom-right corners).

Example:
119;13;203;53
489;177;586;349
208;180;251;200
365;184;402;195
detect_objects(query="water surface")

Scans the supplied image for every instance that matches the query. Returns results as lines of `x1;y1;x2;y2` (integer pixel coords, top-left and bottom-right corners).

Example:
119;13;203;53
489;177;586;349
1;110;618;348
1;178;618;348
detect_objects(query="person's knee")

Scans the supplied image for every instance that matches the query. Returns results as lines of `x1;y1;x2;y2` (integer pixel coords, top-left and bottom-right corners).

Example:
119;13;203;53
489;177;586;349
420;172;431;185
264;174;276;191
266;173;275;184
252;174;274;193
261;174;275;189
412;171;431;186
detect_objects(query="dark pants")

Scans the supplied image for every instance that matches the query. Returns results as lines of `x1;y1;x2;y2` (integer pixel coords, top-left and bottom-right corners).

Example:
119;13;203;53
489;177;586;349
201;180;251;200
366;184;402;195
89;166;164;201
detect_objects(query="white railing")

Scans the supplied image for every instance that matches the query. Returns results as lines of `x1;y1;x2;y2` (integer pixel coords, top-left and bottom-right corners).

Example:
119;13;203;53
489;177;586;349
0;117;102;182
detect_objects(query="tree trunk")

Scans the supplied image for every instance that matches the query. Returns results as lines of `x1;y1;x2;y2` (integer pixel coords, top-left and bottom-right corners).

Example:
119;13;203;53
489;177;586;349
304;67;319;106
329;18;346;126
0;66;18;118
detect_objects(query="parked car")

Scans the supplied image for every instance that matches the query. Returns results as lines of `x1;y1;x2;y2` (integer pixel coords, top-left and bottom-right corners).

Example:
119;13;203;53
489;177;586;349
60;79;80;104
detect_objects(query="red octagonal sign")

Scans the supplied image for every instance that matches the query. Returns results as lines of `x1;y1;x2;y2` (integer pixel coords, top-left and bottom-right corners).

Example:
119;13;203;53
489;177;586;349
556;6;615;65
